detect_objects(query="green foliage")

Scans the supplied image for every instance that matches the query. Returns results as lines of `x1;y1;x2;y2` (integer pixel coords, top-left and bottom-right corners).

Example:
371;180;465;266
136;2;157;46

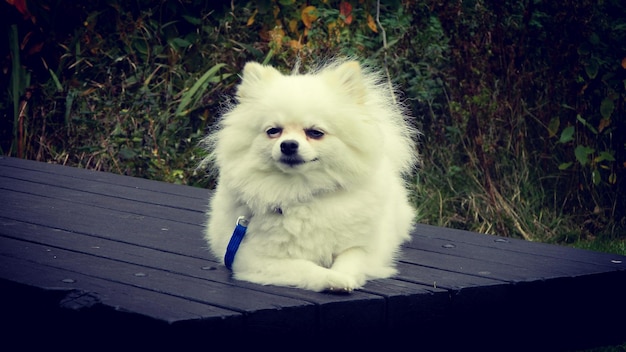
7;24;31;158
413;0;626;240
241;0;392;68
1;0;625;242
541;0;626;235
1;0;245;185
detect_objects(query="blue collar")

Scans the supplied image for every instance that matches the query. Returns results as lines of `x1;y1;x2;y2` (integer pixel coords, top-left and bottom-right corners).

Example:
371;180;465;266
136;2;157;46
224;216;249;270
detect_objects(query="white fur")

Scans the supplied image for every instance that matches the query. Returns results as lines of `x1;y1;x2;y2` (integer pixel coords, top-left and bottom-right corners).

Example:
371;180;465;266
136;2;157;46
202;60;418;292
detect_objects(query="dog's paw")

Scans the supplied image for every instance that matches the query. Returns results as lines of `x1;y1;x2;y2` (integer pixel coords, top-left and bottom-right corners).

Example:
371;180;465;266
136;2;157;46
323;271;360;294
325;286;353;294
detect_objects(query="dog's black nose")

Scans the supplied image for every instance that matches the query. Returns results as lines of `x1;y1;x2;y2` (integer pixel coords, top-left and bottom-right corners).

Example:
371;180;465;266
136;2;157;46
280;140;299;155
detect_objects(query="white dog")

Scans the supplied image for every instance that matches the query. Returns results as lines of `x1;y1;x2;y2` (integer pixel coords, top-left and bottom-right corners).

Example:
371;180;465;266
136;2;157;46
203;59;417;292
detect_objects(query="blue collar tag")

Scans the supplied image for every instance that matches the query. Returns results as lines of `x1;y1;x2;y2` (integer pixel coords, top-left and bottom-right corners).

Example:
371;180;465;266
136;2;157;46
224;216;249;270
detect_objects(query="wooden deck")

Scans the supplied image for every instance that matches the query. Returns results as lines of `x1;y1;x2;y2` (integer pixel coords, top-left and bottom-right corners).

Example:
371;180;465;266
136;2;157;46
1;156;625;350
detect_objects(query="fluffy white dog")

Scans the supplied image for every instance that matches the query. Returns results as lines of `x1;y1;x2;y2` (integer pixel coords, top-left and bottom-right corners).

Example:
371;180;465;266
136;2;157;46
203;59;417;292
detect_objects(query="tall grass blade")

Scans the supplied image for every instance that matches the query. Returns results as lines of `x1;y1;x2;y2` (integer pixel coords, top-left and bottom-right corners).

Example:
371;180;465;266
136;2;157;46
8;25;32;157
65;89;76;127
176;63;225;117
9;25;21;154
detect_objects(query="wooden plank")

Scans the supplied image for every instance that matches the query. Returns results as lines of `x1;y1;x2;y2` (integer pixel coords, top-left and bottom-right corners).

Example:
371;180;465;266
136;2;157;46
8;158;616;287
0;236;318;334
0;254;241;323
1;169;520;296
0;162;207;213
2;156;626;350
410;223;626;269
360;279;451;335
403;225;626;350
395;261;504;290
0;214;384;325
0;185;516;331
0;214;522;344
0;254;245;349
0;188;207;257
411;234;624;280
0;217;391;333
0;175;204;225
0;157;397;335
0;157;477;345
0;156;205;199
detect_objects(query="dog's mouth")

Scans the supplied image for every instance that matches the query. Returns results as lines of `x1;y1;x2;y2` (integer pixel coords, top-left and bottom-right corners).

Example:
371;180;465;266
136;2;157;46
279;156;319;167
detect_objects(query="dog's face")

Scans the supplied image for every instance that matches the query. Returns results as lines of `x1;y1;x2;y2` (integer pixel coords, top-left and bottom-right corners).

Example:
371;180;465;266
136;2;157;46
252;115;345;178
265;124;323;170
213;61;385;199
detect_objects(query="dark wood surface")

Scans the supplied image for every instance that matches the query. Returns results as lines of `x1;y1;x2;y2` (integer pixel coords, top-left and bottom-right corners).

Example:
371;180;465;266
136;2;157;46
1;156;625;350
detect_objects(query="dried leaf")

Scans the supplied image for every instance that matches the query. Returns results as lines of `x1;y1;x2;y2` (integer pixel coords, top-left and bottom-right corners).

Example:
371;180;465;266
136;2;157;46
289;39;303;51
289;18;298;33
7;0;32;20
301;6;317;29
268;27;285;46
598;118;611;133
27;41;44;56
247;9;258;26
340;1;353;24
548;116;560;138
367;14;378;33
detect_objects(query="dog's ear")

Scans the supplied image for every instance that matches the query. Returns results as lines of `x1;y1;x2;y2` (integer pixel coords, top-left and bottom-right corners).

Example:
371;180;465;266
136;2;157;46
325;61;367;104
237;62;281;100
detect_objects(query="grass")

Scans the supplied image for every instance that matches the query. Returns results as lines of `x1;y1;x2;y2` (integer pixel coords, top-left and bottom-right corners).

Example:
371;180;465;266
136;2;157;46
2;0;624;251
414;135;566;240
411;129;626;258
571;238;626;257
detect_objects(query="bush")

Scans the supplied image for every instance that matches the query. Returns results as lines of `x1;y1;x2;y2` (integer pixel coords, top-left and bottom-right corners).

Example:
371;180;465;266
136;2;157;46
424;0;626;240
2;0;624;242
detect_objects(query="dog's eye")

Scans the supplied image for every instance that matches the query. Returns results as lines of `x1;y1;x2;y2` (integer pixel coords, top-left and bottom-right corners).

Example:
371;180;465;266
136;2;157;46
305;129;324;139
266;127;283;138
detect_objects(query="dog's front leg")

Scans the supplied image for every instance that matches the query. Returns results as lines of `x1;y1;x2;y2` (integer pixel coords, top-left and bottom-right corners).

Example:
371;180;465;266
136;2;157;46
330;247;369;290
232;256;360;292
